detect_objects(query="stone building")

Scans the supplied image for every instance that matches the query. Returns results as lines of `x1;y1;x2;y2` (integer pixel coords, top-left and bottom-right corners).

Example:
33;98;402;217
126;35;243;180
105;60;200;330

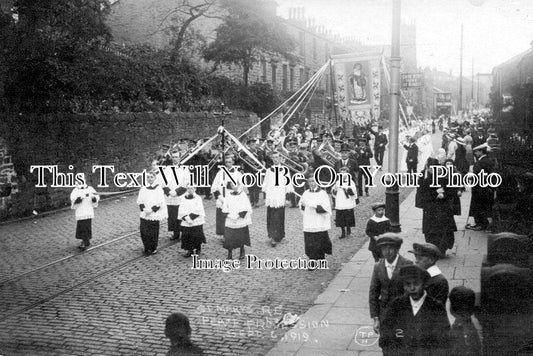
106;1;356;94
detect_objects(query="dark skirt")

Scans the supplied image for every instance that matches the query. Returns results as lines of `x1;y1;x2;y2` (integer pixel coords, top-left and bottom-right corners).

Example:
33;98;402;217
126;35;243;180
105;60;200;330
140;218;160;252
452;195;461;216
335;209;355;227
140;219;159;239
267;207;285;242
422;202;457;234
181;225;206;251
216;207;226;235
468;187;494;217
167;205;181;232
304;231;332;259
223;226;251;250
75;218;92;241
425;231;455;253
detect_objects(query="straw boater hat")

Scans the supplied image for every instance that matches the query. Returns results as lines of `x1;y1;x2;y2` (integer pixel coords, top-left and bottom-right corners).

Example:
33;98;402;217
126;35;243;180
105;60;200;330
456;137;465;145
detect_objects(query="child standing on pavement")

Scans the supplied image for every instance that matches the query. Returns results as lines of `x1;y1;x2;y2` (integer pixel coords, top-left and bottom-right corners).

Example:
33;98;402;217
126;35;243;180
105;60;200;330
449;286;482;356
70;180;99;250
178;186;206;258
380;264;450;355
365;202;392;261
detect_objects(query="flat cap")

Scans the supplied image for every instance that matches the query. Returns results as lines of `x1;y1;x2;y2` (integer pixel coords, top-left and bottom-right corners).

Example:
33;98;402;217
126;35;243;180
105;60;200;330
409;242;442;259
399;264;430;283
376;233;403;248
372;202;386;211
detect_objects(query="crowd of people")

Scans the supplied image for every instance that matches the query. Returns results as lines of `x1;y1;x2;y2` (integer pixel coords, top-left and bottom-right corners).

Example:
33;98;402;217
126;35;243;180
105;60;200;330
67;114;532;355
369;233;482;355
69;115;517;260
135;120;398;265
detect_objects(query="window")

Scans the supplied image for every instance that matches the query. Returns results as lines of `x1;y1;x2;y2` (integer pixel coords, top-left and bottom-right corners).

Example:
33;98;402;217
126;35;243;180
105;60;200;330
299;68;304;87
261;60;267;82
271;63;277;88
299;32;305;56
290;67;294;91
313;38;317;60
282;64;288;91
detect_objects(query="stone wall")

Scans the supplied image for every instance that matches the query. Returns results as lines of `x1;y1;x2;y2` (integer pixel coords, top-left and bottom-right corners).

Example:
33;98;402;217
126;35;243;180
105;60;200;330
0;111;260;220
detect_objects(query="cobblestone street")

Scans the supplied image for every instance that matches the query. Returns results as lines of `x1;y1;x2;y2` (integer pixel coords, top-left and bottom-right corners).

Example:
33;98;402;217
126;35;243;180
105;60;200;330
0;173;412;355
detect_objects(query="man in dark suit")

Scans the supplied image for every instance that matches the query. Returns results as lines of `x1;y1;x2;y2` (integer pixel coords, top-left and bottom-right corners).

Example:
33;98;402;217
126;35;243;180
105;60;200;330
355;137;373;196
334;144;359;185
403;136;419;174
369;125;388;166
409;242;449;307
468;143;494;230
369;233;413;356
472;127;487;148
380;264;450;356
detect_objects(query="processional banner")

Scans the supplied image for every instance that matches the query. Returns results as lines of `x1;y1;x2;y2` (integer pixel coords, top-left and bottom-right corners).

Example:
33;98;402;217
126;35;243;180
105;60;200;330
332;52;381;126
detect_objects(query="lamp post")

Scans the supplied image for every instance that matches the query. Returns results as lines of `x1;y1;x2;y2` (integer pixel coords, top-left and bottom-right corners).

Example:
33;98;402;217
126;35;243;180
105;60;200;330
386;0;402;232
458;24;464;113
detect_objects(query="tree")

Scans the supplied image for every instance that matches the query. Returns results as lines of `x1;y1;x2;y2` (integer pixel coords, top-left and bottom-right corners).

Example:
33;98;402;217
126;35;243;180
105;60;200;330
149;0;222;62
2;0;111;112
203;0;296;87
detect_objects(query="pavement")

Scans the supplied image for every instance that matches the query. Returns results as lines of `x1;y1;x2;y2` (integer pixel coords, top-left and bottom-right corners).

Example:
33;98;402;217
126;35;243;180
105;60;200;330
266;186;487;356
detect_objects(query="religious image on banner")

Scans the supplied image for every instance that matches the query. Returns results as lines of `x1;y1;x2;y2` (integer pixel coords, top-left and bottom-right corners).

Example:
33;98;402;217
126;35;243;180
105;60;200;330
332;53;381;127
348;62;368;104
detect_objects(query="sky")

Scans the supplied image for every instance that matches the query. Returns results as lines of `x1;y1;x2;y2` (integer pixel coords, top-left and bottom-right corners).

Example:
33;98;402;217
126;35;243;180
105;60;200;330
276;0;533;75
